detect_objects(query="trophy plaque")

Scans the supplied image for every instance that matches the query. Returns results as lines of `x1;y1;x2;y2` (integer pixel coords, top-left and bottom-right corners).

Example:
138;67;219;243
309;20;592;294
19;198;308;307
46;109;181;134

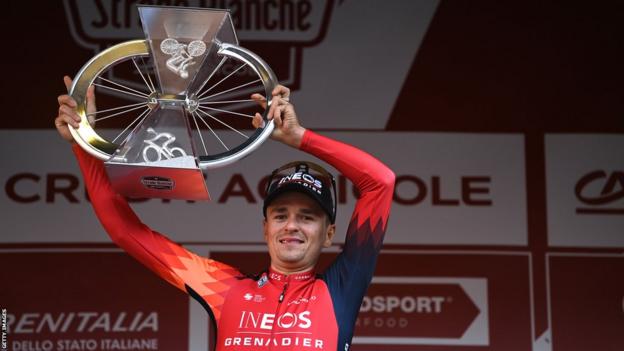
68;6;277;200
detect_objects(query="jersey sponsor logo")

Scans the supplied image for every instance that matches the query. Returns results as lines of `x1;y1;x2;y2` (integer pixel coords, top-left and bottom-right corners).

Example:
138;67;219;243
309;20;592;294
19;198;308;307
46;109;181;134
227;311;322;349
257;275;268;288
238;311;311;330
224;335;324;349
269;272;282;281
575;170;624;215
287;296;317;306
243;293;266;303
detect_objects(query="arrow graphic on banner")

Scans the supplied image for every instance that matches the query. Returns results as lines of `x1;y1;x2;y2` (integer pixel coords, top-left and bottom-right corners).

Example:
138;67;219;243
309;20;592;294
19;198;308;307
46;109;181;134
354;277;489;346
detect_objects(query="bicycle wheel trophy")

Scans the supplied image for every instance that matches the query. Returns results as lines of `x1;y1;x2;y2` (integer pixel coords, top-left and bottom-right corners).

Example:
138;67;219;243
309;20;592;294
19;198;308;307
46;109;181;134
68;6;277;200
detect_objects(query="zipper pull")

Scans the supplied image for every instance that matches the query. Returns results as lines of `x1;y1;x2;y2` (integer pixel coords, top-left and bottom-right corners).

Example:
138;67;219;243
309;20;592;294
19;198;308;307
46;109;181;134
278;283;289;303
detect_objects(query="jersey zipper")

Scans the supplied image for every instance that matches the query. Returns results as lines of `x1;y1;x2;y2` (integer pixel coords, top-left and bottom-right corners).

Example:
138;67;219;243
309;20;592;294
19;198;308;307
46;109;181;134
278;282;289;303
270;281;289;351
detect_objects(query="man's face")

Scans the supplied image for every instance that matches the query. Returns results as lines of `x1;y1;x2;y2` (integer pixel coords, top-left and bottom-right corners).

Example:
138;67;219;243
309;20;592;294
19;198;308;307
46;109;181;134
264;192;335;274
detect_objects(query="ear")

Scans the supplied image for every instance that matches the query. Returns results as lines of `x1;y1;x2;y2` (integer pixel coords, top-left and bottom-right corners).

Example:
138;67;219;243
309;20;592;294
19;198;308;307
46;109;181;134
323;224;336;248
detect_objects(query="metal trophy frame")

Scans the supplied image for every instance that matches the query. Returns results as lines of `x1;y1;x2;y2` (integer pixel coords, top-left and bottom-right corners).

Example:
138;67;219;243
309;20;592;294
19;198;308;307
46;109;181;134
68;6;277;200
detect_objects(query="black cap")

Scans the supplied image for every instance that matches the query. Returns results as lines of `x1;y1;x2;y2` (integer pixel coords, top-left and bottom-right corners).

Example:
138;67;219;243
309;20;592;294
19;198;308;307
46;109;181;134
263;162;336;223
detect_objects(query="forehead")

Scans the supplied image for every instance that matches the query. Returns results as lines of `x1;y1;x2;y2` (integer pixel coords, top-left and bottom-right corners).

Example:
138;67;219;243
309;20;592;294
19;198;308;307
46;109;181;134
267;192;323;213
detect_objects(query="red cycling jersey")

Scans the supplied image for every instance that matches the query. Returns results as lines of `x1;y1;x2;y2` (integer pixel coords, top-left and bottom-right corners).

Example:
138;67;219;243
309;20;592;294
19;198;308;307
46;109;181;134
74;130;395;351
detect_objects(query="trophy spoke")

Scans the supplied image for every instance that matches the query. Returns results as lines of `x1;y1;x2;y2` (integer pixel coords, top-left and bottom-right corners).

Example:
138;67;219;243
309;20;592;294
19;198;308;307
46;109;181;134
139;57;157;93
198;79;262;102
196;63;246;99
190;112;209;155
87;101;149;117
196;109;249;139
94;103;150;123
198;106;255;119
93;83;150;100
194;111;229;151
200;99;256;105
131;58;156;94
97;76;150;97
111;107;151;143
194;57;227;97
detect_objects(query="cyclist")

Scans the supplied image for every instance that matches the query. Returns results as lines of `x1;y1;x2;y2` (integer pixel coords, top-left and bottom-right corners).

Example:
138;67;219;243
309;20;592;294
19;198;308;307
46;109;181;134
55;77;395;351
142;127;187;162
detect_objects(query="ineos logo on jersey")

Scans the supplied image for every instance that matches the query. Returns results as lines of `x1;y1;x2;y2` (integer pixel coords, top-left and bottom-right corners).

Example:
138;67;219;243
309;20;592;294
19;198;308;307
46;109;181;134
238;311;311;330
575;170;624;215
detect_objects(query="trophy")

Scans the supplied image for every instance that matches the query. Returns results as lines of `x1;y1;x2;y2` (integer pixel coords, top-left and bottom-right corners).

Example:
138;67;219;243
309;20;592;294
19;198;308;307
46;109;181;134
68;6;277;200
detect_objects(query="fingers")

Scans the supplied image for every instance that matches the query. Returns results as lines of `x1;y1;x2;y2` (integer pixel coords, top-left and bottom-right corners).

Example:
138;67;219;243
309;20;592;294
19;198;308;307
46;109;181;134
267;96;291;124
55;112;80;129
58;105;81;127
252;113;265;129
271;85;290;100
58;94;77;108
251;93;267;109
63;75;73;92
252;87;290;129
86;85;96;103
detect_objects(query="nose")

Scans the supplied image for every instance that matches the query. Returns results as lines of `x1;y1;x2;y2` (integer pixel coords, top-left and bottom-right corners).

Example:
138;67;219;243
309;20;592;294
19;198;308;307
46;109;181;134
284;215;299;232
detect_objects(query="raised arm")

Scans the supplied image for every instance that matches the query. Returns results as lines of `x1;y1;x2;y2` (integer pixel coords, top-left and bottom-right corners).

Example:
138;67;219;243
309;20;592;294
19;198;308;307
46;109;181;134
56;76;239;322
251;85;395;255
301;130;395;249
251;86;395;347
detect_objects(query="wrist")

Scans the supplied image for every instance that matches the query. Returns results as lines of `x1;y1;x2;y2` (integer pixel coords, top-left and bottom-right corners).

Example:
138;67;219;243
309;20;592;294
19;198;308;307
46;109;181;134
288;126;306;148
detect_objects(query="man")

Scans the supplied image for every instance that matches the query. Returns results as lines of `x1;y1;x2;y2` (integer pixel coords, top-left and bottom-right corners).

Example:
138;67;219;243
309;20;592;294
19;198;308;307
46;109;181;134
55;77;395;351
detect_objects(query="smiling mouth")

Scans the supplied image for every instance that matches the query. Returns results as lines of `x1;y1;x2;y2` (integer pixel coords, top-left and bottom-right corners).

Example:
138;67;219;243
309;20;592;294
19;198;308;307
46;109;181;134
279;238;305;244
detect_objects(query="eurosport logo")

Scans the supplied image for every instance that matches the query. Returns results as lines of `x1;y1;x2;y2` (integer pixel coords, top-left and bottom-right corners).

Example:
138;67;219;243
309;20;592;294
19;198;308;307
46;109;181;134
63;0;337;89
353;277;489;346
575;170;624;215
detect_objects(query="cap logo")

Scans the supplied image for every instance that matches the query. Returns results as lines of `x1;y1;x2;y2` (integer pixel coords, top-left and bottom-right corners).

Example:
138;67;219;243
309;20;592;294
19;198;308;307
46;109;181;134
278;172;323;195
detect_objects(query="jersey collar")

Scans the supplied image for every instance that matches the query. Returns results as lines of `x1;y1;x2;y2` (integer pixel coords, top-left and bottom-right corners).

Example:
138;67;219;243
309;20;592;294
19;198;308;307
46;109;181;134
267;267;315;283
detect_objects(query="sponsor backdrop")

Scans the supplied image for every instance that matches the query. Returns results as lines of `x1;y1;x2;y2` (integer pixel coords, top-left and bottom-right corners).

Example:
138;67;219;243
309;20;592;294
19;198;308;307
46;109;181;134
1;1;623;351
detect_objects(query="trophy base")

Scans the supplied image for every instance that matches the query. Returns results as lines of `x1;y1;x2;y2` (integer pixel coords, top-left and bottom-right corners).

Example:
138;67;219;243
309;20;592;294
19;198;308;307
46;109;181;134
105;161;210;201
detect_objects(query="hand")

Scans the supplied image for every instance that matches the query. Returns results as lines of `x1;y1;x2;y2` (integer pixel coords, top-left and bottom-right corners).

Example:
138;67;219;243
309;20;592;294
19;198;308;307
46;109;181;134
251;85;305;148
54;76;96;143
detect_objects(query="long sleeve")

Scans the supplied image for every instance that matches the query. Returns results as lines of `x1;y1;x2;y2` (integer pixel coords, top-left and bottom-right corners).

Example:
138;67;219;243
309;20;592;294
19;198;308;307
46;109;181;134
299;130;395;249
73;144;239;322
301;130;395;348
